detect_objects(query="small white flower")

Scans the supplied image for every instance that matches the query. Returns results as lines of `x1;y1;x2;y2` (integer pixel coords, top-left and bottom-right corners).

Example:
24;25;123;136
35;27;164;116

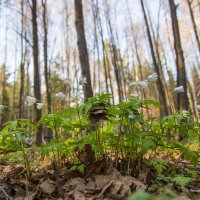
70;102;77;108
36;103;43;110
123;98;129;103
27;96;37;106
173;86;184;93
147;73;158;82
137;80;149;89
0;105;4;112
196;105;200;111
128;114;135;120
55;92;65;100
79;77;87;85
129;81;137;87
129;93;139;98
182;110;188;117
130;80;149;89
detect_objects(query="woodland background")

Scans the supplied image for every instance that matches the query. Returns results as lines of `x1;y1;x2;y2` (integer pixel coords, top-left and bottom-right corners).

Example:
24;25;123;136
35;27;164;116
0;0;200;144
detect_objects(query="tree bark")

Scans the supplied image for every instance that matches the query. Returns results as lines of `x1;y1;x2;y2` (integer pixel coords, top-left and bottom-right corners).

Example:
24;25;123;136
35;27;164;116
186;0;200;52
42;0;51;112
103;1;123;102
42;0;53;141
74;0;93;100
19;0;25;119
140;0;168;117
168;0;189;111
31;0;42;145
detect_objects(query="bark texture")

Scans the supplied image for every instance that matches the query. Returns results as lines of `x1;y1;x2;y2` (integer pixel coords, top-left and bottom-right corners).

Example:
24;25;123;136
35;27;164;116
31;0;42;145
140;0;168;117
169;0;189;111
74;0;93;100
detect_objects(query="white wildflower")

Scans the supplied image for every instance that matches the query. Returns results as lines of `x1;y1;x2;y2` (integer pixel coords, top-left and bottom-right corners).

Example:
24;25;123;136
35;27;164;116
129;81;137;87
123;98;129;103
26;96;37;106
36;103;43;110
182;110;188;117
128;114;135;120
129;93;139;98
0;105;4;113
173;86;184;93
55;92;65;100
147;73;158;82
70;102;77;108
130;80;148;89
137;80;149;89
79;77;87;85
196;105;200;111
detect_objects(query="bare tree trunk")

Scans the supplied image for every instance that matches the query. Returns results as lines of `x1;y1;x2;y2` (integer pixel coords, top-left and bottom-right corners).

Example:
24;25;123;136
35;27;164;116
140;0;168;117
103;1;123;102
115;31;127;98
145;0;172;115
186;0;200;52
168;0;189;111
42;0;51;112
19;0;25;119
31;0;42;145
42;0;53;141
187;82;198;119
0;8;8;128
63;0;71;105
91;1;101;93
74;0;93;100
94;0;112;101
192;67;200;104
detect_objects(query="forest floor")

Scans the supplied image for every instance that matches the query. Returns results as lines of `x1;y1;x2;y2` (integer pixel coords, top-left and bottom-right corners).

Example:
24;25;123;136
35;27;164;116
0;150;200;200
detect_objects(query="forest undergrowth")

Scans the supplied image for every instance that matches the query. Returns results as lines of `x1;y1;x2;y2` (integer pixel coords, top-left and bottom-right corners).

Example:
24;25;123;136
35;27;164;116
0;93;199;200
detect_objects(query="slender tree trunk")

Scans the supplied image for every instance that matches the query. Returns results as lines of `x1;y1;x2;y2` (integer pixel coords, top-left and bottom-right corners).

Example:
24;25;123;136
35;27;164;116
42;0;51;112
187;82;198;119
63;0;71;105
115;31;127;98
140;0;168;117
0;8;8;127
103;1;123;102
186;0;200;52
19;0;25;119
31;0;42;145
168;0;189;111
145;0;172;115
74;0;93;100
94;0;111;99
42;0;53;141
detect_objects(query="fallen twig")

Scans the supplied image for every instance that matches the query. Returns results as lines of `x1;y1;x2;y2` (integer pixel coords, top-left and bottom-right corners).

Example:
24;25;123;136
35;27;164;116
0;185;12;200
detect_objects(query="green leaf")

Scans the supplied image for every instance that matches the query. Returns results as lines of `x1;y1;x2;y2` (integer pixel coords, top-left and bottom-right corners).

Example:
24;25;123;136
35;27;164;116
128;190;149;200
171;175;192;187
142;99;161;107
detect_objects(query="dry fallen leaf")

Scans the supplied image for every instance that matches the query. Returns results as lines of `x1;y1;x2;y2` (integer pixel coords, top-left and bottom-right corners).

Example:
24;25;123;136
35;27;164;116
40;178;56;194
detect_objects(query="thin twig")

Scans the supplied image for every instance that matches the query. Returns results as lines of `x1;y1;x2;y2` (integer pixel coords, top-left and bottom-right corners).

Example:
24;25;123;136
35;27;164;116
0;185;12;200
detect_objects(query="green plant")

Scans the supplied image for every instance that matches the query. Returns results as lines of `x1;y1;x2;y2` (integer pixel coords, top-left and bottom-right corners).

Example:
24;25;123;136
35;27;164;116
0;119;36;176
171;175;192;187
149;158;168;174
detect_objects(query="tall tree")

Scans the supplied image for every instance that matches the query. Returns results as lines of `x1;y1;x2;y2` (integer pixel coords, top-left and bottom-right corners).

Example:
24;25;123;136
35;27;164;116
168;0;189;111
186;0;200;52
74;0;93;100
42;0;53;140
42;0;51;112
140;0;168;117
103;1;123;102
31;0;42;145
0;6;8;128
19;0;25;118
